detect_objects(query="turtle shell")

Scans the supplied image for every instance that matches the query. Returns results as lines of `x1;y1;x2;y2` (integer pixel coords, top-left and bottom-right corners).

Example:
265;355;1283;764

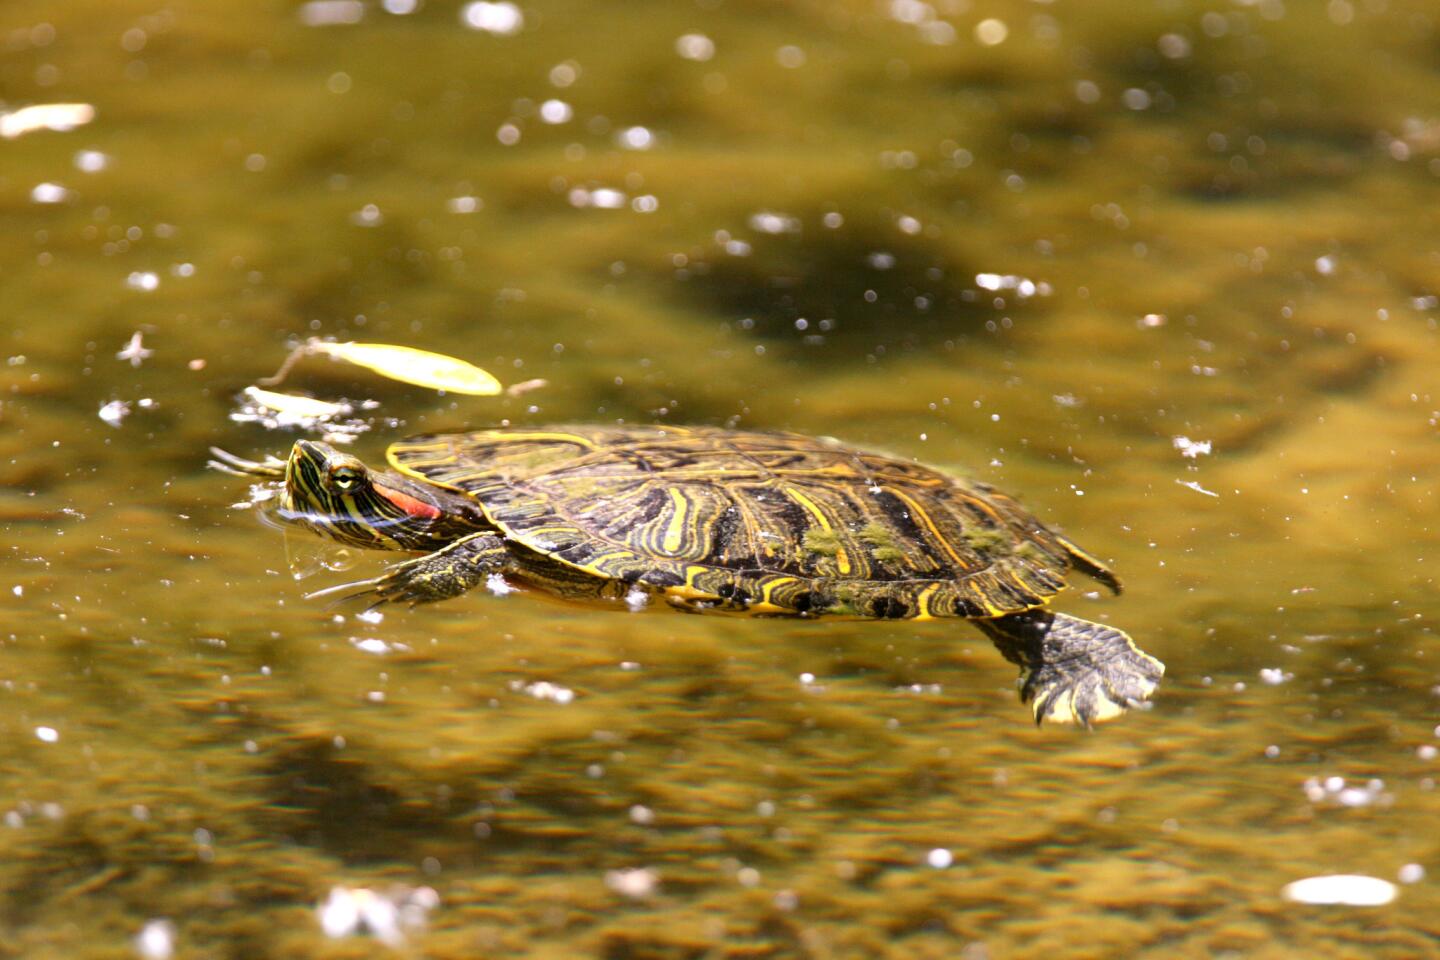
386;425;1118;620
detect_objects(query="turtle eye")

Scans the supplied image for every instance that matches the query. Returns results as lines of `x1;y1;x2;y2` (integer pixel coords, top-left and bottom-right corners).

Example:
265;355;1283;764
330;466;363;492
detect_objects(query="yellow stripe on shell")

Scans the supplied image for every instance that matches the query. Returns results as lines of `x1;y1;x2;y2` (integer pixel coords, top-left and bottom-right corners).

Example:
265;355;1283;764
662;488;690;554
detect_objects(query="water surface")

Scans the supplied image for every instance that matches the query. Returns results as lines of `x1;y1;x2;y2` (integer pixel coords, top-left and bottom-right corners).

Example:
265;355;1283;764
3;0;1440;956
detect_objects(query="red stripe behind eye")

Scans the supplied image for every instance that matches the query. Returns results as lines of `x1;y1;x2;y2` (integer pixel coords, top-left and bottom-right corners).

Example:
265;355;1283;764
373;483;442;519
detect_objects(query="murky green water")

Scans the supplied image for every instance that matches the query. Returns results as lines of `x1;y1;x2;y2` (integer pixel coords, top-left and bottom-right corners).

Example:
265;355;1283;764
4;0;1440;956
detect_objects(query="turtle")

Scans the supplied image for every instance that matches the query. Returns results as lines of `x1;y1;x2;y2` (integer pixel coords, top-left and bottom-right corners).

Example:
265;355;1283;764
210;424;1163;725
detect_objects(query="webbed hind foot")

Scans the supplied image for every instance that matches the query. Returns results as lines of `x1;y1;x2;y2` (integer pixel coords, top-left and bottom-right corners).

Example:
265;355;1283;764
980;610;1164;726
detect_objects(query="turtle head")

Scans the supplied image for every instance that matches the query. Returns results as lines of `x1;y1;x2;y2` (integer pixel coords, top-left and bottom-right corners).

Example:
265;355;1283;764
278;440;471;551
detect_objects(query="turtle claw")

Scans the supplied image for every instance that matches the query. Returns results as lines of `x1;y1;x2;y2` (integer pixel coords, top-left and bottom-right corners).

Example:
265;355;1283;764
207;447;286;479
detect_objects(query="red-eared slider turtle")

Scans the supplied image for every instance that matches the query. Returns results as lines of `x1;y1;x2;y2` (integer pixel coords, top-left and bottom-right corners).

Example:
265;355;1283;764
211;425;1163;724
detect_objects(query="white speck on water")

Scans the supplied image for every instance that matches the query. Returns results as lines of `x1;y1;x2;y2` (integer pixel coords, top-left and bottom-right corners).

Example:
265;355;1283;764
897;215;921;235
349;204;382;226
629;804;654;825
515;680;575;704
737;866;761;887
1158;33;1191;59
496;122;521;145
549;61;578;87
35;726;59;743
1139;312;1167;328
355;608;384;625
1259;667;1291;685
299;0;365;26
11;585;22;597
1122;87;1152;110
606;867;659;898
1418;744;1437;761
117;331;153;366
172;262;195;277
624;586;649;611
539;99;572;124
926;848;953;869
1304;775;1388;808
461;1;523;34
318;886;436;945
775;45;806;68
1399;863;1425;884
868;252;896;270
486;573;516;596
750;211;801;234
352;638;391;655
1282;874;1397;906
631;195;659;213
974;18;1008;45
571;187;628;209
619;660;642;671
1172;436;1212;459
675;33;715;62
382;0;418;13
126;271;160;291
1315;255;1337;276
99;400;131;427
365;690;385;703
134;919;176;960
74;149;109;172
617;126;653;150
448;195;482;214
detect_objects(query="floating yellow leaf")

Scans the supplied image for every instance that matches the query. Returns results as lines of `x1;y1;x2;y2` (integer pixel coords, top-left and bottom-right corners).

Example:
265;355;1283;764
243;385;350;419
307;341;502;395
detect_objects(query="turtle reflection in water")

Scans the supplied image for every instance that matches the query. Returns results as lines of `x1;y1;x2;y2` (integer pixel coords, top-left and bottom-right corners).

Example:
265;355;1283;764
211;425;1163;725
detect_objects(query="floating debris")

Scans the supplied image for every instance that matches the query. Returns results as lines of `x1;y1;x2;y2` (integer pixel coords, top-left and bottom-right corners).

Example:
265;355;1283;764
1282;874;1396;907
1175;479;1219;498
675;33;714;61
0;103;95;139
298;0;364;26
1172;436;1212;459
1302;776;1389;808
30;182;71;204
229;387;370;442
749;211;802;235
974;273;1049;298
117;331;153;367
505;377;549;397
606;867;659;899
98;400;131;427
241;386;349;421
134;919;176;960
461;1;523;34
624;586;649;611
1258;667;1292;686
485;573;516;596
513;680;575;704
569;186;628;209
317;885;438;945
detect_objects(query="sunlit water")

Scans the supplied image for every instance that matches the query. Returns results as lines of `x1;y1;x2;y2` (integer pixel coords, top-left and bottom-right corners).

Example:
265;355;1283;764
3;0;1440;956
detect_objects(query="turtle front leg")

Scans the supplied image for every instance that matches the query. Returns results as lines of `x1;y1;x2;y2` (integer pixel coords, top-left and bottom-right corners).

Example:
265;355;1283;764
307;533;516;607
977;610;1164;726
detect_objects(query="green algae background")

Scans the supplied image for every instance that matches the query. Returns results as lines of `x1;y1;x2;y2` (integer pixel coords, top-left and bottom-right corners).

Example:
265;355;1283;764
3;0;1440;956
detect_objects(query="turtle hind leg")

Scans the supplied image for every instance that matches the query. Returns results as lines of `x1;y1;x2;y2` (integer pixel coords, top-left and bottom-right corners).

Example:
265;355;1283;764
307;533;515;608
978;610;1164;726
